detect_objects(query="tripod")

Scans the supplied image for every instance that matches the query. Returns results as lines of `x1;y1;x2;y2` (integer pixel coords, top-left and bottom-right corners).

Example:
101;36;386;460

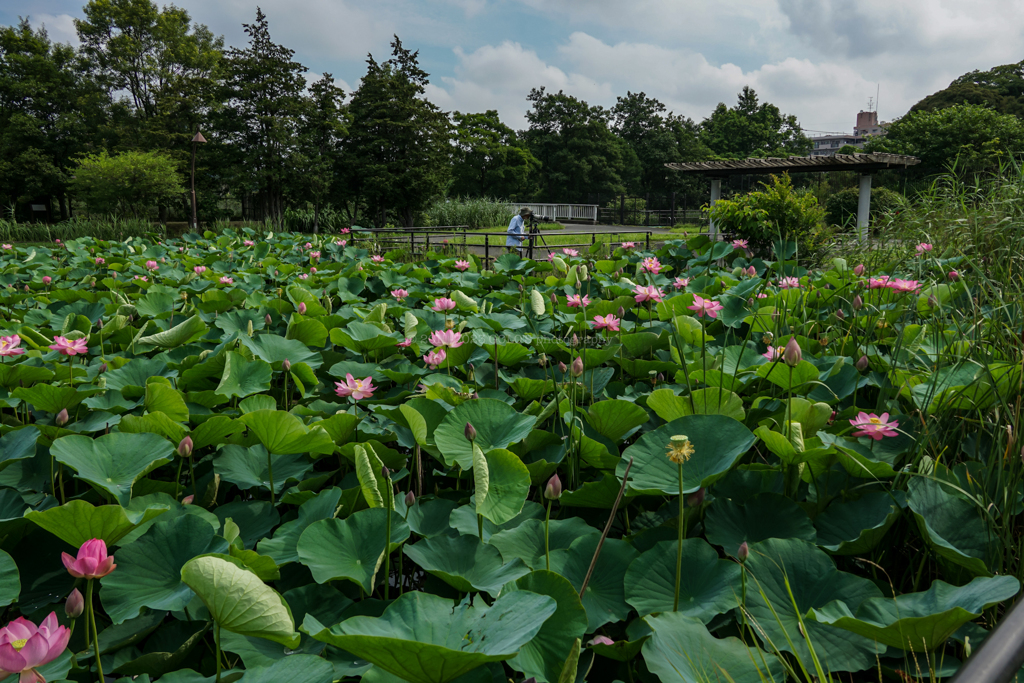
525;220;551;260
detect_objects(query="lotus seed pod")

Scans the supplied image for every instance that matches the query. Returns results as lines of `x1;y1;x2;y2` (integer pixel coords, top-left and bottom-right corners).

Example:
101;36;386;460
544;474;562;500
783;338;802;367
530;289;545;316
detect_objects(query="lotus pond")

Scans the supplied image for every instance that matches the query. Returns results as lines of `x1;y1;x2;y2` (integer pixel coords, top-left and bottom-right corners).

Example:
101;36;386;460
0;231;1017;683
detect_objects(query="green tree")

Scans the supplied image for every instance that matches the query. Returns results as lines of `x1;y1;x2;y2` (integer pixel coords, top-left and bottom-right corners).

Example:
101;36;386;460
339;37;451;227
866;103;1024;174
70;149;184;216
218;7;307;226
912;61;1024;117
523;87;639;202
0;20;106;219
450;110;539;199
293;73;347;233
700;87;811;158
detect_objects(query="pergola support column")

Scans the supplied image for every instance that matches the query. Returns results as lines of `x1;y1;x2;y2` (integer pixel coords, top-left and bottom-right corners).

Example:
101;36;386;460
857;173;872;244
709;177;722;239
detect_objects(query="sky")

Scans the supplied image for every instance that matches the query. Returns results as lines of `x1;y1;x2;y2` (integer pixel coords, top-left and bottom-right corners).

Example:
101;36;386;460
5;0;1024;134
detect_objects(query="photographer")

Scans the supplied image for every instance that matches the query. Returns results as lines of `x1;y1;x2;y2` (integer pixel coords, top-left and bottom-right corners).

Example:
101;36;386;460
506;207;531;253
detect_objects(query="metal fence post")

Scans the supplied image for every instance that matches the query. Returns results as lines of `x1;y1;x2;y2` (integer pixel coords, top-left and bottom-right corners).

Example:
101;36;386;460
646;232;650;250
410;231;415;256
619;195;625;225
484;234;489;266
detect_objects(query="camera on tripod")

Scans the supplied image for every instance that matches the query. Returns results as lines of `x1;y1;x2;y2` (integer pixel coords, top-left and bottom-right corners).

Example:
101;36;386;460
525;214;552;258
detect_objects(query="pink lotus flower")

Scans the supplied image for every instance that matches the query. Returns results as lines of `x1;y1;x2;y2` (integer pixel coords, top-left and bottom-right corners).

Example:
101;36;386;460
454;260;470;271
732;239;749;250
762;345;784;360
562;248;579;257
220;276;233;285
641;257;662;274
145;260;159;271
49;336;88;356
674;277;690;289
397;338;413;348
589;635;615;647
304;242;312;249
340;227;351;234
868;276;892;289
392;289;409;300
297;303;307;315
335;373;376;400
566;294;590;308
134;275;148;282
591;314;621;332
948;270;960;280
310;267;317;274
621;242;635;249
0;612;71;683
915;242;933;254
0;335;25;358
891;278;921;293
688;295;724;319
372;255;385;263
854;263;865;276
633;285;664;303
62;538;116;579
744;266;757;277
423;348;447;369
1;245;10;250
336;239;347;247
41;276;51;285
778;276;800;289
179;246;184;252
95;257;105;264
244;240;255;247
429;329;463;348
194;266;207;274
849;412;900;440
431;297;456;312
299;273;309;280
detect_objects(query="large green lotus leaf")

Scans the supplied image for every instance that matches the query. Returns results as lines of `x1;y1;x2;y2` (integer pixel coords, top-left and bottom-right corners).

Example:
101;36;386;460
103;358;174;394
286;319;329;348
145;383;189;422
119;494;220;546
101;514;229;623
237;333;323;369
215;352;273;399
502;570;588;683
642;612;785;683
0;549;20;607
818;432;901;479
329;322;397;353
489;517;599;570
557;475;621;508
907;477;999;576
111;621;209;678
404;534;530;596
303;590;556;683
236;655;335;683
744;537;885;673
0;426;40;471
448;502;543;541
297;507;410;593
815;491;905;555
257;488;343;564
50;433;174;506
645;387;746;422
11;385;84;414
404;497;458;538
625;538;742;622
189;416;245;450
139;314;209;348
215;445;313;495
808;575;1020;651
119;410;187;443
548;535;638;631
756;359;819;390
238;410;336;456
354;443;389;509
474;447;531;525
617;415;756;495
180;555;300;648
214;500;280;550
705;492;817;552
584;399;649;443
434;399;538;469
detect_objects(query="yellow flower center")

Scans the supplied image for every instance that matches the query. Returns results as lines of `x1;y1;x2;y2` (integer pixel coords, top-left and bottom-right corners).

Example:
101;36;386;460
10;638;26;651
868;417;882;424
666;435;695;464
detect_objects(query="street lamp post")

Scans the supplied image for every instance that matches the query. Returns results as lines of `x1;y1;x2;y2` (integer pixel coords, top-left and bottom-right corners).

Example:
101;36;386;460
190;131;207;231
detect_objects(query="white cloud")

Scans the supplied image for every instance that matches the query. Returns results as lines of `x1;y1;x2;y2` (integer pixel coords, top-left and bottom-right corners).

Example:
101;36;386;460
30;14;79;46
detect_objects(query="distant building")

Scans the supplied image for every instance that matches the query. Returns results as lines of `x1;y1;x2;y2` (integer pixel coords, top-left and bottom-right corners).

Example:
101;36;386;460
808;110;889;157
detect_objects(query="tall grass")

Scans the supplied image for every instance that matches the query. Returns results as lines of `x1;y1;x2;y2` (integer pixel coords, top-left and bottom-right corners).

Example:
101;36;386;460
421;197;516;229
0;216;158;242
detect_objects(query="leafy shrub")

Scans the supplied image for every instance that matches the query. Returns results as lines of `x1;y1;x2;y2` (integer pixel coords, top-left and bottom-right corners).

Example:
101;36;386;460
0;216;159;242
824;186;907;228
422;197;516;228
70;150;185;218
708;174;829;260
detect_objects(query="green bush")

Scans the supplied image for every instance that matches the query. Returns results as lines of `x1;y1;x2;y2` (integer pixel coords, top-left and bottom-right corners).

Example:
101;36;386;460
421;197;516;229
0;216;159;243
824;186;906;228
708;174;829;260
70;150;185;217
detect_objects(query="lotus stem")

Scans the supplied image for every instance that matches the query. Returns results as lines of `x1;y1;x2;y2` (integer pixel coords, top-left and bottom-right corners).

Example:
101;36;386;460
215;622;222;683
87;579;103;683
674;461;683;611
580;457;633;598
384;470;393;601
544;498;552;570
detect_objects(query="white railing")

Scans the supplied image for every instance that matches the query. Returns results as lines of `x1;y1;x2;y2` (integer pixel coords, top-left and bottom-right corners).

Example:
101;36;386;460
520;203;598;223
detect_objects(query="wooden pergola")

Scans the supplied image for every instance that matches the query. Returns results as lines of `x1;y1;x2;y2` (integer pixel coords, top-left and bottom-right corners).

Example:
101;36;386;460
665;152;921;243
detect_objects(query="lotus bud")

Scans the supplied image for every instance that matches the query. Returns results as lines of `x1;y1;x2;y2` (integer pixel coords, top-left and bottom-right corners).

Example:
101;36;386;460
853;263;865;276
747;297;754;306
282;359;291;372
43;276;51;285
518;283;524;292
686;488;705;507
539;354;548;368
855;355;869;371
381;466;390;479
471;392;479;400
617;306;625;318
783;338;802;367
56;408;69;427
99;362;107;374
550;292;557;304
97;318;104;329
835;308;845;320
571;356;584;377
266;313;273;326
852;295;863;310
571;334;579;347
177;436;193;458
465;422;477;442
544;474;562;500
589;635;615;647
737;541;749;563
405;490;416;507
927;294;938;307
65;588;84;619
559;361;567;373
182;495;194;505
